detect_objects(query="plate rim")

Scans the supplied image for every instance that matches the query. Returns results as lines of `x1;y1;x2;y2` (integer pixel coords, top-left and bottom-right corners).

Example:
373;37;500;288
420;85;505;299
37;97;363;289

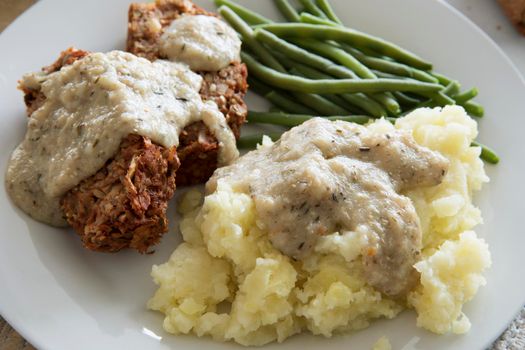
0;0;524;349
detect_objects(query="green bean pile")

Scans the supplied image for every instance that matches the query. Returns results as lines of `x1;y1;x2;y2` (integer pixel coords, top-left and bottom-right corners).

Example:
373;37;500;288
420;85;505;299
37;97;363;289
215;0;499;164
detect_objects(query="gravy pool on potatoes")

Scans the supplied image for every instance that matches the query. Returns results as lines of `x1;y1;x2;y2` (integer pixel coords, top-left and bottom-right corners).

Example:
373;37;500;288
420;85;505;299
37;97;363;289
207;118;449;297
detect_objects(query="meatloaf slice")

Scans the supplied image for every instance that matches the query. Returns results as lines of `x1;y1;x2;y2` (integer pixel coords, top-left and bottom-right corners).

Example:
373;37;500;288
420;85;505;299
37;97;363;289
19;48;180;253
20;41;246;253
126;0;248;185
20;0;247;253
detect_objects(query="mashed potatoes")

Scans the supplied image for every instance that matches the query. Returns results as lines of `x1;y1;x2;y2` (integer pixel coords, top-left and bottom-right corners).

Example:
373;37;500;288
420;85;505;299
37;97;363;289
148;106;491;346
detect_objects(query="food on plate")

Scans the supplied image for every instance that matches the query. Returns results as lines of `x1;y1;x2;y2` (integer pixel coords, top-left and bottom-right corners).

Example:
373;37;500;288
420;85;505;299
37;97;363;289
7;35;244;252
5;0;249;252
498;0;525;35
209;118;450;297
216;0;498;163
127;0;248;185
9;48;239;248
149;106;491;345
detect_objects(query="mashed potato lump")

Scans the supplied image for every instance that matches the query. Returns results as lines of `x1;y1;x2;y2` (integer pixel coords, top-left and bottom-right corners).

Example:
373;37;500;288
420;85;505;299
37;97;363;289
148;106;491;346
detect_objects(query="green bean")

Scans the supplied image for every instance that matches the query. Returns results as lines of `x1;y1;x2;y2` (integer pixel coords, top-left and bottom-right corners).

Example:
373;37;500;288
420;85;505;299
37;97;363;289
418;91;455;106
347;47;438;83
289;67;360;113
271;53;393;117
463;101;484;118
340;95;387;117
453;88;478;104
442;81;461;96
410;68;440;84
258;23;432;70
292;38;401;114
237;132;284;148
286;61;387;117
290;38;375;79
299;12;338;26
218;7;285;72
215;0;271;25
392;92;421;106
431;72;453;86
242;52;442;94
283;58;331;78
326;97;365;114
274;0;301;22
372;71;410;80
430;78;486;120
255;29;358;79
268;15;408;115
291;91;349;115
321;95;363;114
248;111;372;127
471;141;499;164
298;13;436;83
315;0;343;24
373;70;441;87
367;93;400;115
247;77;273;96
298;0;328;18
265;91;317;114
269;106;284;113
257;31;387;113
257;28;410;114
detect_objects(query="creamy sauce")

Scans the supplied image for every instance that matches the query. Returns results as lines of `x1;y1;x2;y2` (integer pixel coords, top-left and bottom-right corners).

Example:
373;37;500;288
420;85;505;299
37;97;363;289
6;51;238;226
159;15;241;71
208;118;449;297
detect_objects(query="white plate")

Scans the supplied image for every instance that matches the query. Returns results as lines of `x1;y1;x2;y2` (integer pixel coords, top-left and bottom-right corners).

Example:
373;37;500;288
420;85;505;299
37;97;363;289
0;1;524;349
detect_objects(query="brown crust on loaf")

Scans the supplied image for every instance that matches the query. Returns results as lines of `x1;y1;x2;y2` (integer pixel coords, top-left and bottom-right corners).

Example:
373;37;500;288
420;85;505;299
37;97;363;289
60;134;179;253
43;47;91;74
21;87;46;116
498;0;525;35
19;48;90;115
198;64;248;140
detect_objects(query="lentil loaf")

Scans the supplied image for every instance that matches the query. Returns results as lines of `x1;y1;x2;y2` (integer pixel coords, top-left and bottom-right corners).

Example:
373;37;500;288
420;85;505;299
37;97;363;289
19;49;181;253
18;0;248;253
